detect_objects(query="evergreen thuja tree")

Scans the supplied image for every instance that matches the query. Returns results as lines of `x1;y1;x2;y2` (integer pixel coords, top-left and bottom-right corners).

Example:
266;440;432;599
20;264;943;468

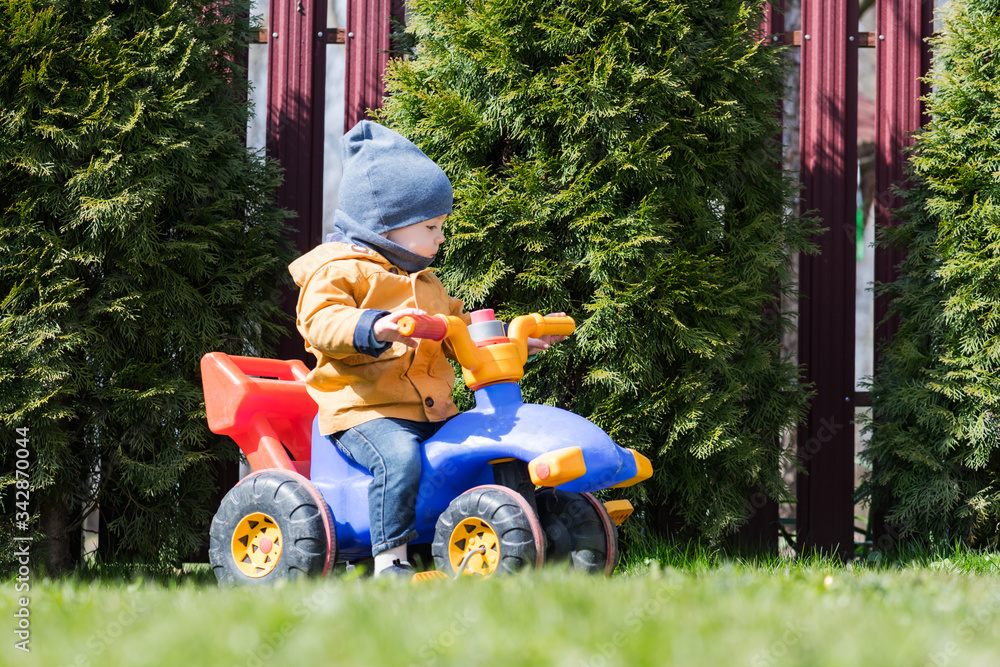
0;0;291;571
862;0;1000;548
380;0;816;540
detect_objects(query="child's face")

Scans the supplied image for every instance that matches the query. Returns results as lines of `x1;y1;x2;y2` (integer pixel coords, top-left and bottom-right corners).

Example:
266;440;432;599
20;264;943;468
384;214;447;259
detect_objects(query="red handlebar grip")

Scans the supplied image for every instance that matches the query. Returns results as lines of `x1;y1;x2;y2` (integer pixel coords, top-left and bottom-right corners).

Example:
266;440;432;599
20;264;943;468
397;314;448;341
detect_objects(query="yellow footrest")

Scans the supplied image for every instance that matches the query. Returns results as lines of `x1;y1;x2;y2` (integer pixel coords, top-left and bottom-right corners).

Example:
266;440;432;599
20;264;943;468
603;499;634;526
411;570;449;584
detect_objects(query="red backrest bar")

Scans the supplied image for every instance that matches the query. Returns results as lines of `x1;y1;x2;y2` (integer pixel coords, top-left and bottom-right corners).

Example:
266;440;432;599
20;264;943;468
225;355;311;382
201;353;318;474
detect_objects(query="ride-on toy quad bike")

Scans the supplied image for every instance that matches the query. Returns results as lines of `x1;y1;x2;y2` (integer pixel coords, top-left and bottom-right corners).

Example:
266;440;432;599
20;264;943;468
201;310;652;584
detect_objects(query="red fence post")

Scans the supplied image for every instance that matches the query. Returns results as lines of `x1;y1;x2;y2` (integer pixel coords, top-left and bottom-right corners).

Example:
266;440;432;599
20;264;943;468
344;0;406;132
869;0;935;545
729;0;785;555
761;1;783;38
796;0;859;557
873;2;934;365
267;0;328;362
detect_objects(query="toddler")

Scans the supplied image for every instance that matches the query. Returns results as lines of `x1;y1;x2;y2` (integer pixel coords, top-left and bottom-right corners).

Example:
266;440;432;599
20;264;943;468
289;121;559;577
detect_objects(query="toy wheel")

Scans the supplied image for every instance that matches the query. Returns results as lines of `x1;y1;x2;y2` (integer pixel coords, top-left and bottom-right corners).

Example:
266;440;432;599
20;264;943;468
432;485;545;578
209;469;335;585
536;489;618;576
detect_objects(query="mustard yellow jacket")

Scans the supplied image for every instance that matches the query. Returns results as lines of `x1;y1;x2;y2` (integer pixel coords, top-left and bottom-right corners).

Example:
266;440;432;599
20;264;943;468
289;240;468;435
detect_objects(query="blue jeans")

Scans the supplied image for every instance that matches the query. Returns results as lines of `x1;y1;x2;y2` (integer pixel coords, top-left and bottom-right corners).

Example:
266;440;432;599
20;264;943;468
329;418;446;557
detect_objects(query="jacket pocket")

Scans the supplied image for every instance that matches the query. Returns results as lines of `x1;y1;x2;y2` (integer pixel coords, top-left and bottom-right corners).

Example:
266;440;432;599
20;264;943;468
340;341;408;367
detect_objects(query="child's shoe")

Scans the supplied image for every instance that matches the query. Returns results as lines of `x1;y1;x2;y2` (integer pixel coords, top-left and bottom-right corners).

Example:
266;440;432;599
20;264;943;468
376;559;414;579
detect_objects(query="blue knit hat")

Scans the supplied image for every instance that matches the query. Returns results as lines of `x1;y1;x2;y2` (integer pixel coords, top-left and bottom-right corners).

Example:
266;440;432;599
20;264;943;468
338;121;453;234
332;121;452;272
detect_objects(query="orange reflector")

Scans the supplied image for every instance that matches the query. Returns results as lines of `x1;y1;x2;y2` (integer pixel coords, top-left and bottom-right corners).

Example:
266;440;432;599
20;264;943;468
528;447;586;487
611;449;653;488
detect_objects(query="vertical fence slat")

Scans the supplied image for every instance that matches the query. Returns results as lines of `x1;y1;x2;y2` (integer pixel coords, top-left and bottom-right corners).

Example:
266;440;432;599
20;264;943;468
796;0;858;556
757;1;782;40
873;1;934;362
729;0;785;555
869;0;935;546
344;0;405;131
268;0;328;361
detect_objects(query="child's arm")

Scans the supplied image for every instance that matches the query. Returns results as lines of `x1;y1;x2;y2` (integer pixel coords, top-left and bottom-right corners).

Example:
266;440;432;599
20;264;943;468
297;265;397;358
372;308;429;348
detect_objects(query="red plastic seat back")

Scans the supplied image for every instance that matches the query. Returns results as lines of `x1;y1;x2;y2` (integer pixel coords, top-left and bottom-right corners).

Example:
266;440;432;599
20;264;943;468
200;353;317;476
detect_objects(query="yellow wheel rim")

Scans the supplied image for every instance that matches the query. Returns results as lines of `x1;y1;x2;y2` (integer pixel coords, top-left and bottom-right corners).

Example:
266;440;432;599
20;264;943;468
448;518;500;577
231;512;283;578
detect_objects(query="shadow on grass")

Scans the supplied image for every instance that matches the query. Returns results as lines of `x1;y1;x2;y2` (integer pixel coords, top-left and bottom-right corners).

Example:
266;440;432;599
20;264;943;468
616;532;1000;577
67;555;218;587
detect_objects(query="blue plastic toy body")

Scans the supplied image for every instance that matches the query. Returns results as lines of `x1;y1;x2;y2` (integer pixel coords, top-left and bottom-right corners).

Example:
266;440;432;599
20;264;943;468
202;311;651;568
310;381;643;559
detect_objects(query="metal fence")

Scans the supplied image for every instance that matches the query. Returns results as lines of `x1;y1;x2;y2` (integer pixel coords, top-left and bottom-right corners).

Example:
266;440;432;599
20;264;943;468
253;0;935;555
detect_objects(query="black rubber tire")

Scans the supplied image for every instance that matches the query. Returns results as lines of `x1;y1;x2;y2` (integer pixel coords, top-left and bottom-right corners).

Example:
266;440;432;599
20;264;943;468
209;469;335;585
536;488;619;576
432;485;545;577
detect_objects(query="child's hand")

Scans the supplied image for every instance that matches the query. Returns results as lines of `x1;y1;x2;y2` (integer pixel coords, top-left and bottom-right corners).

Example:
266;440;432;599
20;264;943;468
526;312;569;356
373;309;427;348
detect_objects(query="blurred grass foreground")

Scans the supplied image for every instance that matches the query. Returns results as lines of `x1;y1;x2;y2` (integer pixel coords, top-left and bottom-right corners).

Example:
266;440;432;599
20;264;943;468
4;544;1000;667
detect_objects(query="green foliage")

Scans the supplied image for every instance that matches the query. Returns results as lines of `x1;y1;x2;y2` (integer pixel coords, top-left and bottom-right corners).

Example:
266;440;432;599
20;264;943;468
0;0;292;569
862;0;1000;548
379;0;816;540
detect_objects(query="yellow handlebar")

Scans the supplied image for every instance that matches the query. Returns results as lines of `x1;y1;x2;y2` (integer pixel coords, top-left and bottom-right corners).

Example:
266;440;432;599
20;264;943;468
536;316;576;337
441;315;483;372
396;313;575;390
507;314;575;364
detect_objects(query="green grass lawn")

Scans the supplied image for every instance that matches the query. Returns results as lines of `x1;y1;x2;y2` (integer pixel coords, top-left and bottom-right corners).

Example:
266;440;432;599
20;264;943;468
4;546;1000;667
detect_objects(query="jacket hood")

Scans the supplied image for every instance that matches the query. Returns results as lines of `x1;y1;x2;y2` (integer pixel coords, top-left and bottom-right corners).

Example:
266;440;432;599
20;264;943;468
288;239;395;288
